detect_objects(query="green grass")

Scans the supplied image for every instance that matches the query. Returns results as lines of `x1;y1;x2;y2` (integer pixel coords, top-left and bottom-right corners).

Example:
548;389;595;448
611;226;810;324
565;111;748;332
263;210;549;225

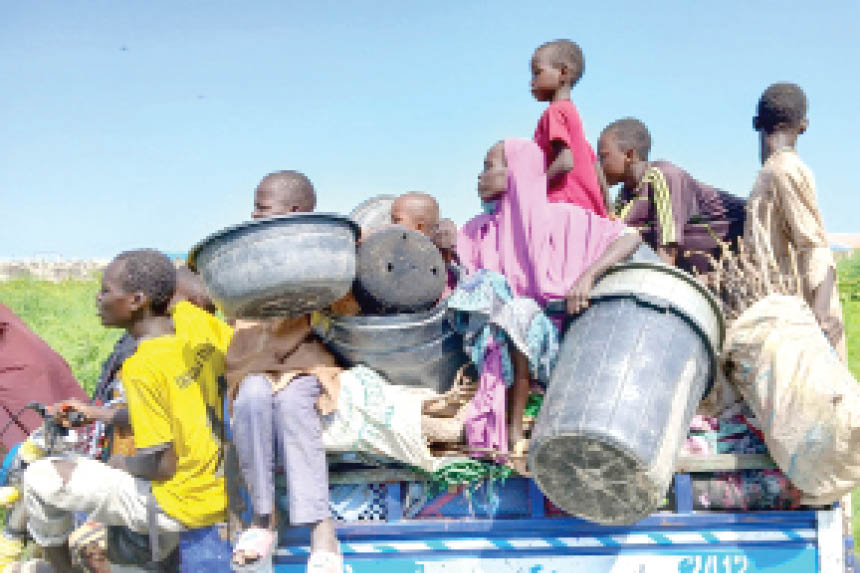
0;278;121;396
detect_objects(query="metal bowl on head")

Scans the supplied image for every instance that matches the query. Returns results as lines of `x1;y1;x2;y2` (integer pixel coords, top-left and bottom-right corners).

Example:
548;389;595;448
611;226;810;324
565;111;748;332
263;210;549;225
188;213;360;319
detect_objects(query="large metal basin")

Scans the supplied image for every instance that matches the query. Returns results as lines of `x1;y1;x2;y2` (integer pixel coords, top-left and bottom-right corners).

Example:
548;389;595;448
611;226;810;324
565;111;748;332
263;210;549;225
188;214;360;319
313;304;467;393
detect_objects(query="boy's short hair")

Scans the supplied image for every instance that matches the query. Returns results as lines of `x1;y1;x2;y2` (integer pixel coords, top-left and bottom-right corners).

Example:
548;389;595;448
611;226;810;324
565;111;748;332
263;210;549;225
754;82;807;133
603;118;651;160
113;249;177;315
257;170;317;212
537;39;585;86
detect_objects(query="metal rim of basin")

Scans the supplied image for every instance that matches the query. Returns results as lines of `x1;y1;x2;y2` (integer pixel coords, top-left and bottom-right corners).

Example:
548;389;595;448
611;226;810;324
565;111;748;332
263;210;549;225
186;213;360;271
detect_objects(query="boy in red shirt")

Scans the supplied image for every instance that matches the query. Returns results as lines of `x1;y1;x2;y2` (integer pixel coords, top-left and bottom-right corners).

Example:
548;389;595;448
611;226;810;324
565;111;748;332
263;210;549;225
531;39;608;217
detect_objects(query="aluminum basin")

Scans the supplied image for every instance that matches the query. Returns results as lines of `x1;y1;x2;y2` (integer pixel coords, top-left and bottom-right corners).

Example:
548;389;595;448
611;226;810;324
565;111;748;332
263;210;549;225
188;214;359;319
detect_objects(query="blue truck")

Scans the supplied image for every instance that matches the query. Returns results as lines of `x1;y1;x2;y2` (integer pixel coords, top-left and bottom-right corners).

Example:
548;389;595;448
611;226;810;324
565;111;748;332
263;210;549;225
272;456;853;573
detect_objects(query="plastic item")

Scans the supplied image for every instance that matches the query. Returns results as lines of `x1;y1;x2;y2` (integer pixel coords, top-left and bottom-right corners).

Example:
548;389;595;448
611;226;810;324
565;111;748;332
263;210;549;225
313;304;467;393
354;228;446;314
349;195;395;236
188;213;359;319
529;260;724;525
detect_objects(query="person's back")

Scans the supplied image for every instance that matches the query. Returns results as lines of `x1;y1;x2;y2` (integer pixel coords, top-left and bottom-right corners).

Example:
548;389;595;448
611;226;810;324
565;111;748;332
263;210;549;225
530;39;607;216
0;304;87;449
744;82;844;358
120;332;227;527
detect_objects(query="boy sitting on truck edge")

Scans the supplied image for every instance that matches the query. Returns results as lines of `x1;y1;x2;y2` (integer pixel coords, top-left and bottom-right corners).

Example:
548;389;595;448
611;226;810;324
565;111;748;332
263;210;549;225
598;118;746;272
228;169;344;573
22;249;228;572
531;39;609;217
743;82;845;358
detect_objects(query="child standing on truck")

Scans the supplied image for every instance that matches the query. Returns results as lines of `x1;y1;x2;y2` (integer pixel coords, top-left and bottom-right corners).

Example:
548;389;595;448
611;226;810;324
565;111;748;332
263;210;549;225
21;249;228;571
744;82;845;358
598;118;746;271
531;39;608;217
228;170;344;573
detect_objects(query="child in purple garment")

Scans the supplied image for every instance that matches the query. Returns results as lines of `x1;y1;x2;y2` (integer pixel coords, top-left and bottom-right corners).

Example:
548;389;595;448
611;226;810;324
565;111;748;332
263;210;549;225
598;118;746;272
531;39;609;217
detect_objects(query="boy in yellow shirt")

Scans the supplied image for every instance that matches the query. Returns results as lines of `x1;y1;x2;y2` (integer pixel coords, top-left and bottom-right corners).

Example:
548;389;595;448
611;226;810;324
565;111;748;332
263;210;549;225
22;249;228;572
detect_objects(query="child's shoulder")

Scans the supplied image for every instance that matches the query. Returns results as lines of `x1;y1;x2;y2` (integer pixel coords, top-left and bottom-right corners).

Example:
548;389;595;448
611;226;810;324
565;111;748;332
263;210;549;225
122;335;190;378
542;99;581;118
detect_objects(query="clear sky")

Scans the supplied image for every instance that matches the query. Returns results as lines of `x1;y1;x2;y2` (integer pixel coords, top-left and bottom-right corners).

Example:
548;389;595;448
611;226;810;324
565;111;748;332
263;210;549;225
2;1;858;258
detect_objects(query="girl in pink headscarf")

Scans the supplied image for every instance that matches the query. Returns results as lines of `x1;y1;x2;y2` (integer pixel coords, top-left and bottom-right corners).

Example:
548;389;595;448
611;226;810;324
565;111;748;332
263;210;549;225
453;138;641;466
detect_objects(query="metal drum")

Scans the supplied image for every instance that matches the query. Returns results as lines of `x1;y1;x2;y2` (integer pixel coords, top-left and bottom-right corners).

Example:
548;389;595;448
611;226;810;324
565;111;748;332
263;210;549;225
188;214;359;319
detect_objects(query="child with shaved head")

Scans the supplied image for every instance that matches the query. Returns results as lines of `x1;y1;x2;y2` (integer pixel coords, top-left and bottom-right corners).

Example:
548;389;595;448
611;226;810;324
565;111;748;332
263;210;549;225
228;170;344;572
252;170;317;219
390;192;440;237
531;39;608;217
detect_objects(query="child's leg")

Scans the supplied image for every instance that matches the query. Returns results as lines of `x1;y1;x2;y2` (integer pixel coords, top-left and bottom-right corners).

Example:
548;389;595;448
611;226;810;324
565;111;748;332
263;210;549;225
232;375;277;528
508;349;531;450
273;375;339;556
23;457;183;572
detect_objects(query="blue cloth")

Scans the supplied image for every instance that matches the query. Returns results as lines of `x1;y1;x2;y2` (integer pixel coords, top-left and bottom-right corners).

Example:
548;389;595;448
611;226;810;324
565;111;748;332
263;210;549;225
446;269;559;387
179;525;232;572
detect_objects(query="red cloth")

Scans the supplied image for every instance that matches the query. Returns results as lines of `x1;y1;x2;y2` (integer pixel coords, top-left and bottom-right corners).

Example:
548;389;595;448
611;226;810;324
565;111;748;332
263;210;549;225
0;303;87;449
533;100;607;217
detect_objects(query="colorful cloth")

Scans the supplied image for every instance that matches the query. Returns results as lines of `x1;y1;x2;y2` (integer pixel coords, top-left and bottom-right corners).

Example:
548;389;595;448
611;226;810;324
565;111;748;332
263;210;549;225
457;138;627;307
743;148;845;359
447;270;559;453
533;100;607;216
683;403;802;511
0;304;88;450
121;335;227;528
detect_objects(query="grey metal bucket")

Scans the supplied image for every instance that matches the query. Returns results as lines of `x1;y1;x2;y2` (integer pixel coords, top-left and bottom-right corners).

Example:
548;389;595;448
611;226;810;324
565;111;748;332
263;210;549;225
188;213;359;319
529;261;724;525
313;304;467;393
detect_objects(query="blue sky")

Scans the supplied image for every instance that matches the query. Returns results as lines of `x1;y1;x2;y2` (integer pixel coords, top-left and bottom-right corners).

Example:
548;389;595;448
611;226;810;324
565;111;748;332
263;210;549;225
2;1;858;258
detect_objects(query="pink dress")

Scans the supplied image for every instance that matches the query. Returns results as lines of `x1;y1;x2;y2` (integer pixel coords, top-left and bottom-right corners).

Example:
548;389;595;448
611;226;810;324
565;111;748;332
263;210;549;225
458;139;625;306
456;138;626;453
534;100;607;217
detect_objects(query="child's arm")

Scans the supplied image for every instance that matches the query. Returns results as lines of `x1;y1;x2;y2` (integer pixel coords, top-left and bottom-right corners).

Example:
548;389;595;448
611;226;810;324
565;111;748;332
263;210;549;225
566;230;642;314
811;267;843;347
108;444;177;482
594;160;613;214
546;141;574;185
52;399;130;428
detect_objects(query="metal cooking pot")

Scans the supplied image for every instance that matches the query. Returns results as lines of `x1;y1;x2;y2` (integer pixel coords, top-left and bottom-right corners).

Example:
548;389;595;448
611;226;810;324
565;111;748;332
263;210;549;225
188;213;360;319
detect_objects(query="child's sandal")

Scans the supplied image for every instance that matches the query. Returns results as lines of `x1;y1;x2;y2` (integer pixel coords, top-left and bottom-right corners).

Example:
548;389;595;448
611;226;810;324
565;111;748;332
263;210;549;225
306;551;345;573
231;527;275;572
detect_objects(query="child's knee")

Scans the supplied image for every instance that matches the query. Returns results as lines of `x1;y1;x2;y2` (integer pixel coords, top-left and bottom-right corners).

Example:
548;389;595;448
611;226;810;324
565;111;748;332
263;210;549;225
234;375;272;414
23;459;72;499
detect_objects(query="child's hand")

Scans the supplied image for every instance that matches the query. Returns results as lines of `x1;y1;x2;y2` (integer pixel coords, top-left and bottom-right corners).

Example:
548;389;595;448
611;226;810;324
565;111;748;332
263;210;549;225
566;273;595;315
50;399;92;426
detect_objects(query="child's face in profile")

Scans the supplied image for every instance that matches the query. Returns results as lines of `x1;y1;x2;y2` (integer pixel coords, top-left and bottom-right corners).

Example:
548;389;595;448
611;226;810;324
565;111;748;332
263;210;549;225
477;143;507;201
530;48;562;102
96;260;137;328
252;185;293;219
597;132;629;187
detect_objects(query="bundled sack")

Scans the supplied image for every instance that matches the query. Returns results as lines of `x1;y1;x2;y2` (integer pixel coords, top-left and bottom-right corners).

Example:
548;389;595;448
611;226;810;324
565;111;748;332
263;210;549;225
722;294;860;504
322;365;458;473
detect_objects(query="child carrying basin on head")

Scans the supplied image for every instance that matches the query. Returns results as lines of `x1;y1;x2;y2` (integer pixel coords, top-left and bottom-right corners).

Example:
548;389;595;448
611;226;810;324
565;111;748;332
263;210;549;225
530;39;609;217
451;138;641;470
227;170;345;573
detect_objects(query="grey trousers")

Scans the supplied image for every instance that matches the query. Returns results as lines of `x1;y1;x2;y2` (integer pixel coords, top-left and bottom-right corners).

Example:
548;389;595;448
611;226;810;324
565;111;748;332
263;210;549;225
232;374;331;526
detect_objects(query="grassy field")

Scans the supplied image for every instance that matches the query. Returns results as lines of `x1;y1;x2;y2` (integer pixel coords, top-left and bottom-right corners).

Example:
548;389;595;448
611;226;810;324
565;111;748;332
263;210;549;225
0;278;121;395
